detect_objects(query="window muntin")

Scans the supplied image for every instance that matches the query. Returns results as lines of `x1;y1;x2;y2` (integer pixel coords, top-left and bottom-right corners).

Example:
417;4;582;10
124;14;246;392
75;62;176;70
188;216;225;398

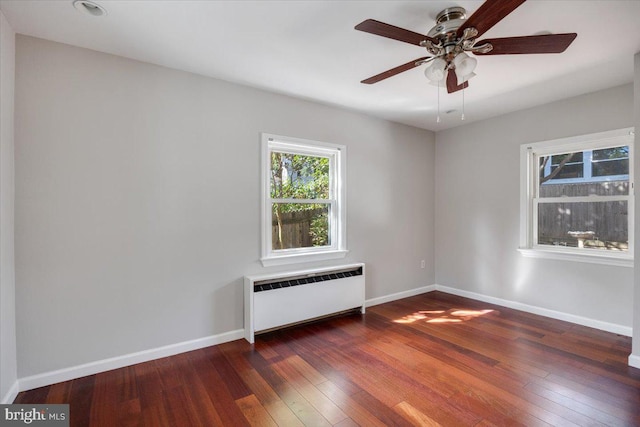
261;134;346;266
520;128;634;265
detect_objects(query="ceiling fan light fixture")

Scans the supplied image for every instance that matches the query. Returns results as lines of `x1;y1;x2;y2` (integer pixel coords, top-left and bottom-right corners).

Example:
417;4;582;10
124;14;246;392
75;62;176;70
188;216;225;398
424;57;447;82
452;52;477;76
456;71;476;86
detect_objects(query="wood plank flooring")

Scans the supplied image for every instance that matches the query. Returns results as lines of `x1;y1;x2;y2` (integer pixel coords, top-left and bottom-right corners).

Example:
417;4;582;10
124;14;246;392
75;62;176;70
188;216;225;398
14;291;640;426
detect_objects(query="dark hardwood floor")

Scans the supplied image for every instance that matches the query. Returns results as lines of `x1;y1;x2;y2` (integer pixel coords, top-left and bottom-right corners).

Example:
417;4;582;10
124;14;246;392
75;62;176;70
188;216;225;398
15;291;640;426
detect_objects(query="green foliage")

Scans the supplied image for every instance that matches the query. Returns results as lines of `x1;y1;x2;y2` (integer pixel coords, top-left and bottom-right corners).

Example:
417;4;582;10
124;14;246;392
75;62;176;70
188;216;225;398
270;151;330;248
310;212;329;246
270;152;329;200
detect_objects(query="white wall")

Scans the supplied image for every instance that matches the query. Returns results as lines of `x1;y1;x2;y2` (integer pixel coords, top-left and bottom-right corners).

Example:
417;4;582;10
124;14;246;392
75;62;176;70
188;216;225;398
14;35;435;378
0;10;17;403
435;84;634;330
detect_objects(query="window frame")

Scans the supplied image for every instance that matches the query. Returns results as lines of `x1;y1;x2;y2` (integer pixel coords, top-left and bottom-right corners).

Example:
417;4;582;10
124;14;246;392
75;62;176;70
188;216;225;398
260;133;347;267
519;127;635;267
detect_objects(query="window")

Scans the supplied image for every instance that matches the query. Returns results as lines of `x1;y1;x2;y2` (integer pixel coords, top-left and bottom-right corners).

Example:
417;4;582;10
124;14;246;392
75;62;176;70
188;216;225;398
519;128;634;266
261;133;347;266
539;147;629;183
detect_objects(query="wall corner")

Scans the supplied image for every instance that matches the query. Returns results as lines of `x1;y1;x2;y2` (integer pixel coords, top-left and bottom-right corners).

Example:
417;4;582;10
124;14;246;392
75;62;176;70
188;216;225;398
632;51;640;367
0;9;18;402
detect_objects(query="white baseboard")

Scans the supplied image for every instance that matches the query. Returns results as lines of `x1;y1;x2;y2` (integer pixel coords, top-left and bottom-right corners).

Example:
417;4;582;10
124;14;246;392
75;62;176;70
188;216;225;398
629;354;640;369
18;329;244;393
433;284;633;337
365;285;435;308
16;283;437;393
1;380;19;404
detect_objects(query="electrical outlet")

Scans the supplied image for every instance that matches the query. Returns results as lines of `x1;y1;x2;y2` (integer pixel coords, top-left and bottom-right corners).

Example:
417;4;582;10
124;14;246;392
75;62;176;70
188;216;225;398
420;260;426;269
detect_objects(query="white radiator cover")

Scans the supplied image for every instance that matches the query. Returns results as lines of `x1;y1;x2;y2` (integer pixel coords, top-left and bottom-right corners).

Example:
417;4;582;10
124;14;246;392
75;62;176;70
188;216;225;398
244;263;365;343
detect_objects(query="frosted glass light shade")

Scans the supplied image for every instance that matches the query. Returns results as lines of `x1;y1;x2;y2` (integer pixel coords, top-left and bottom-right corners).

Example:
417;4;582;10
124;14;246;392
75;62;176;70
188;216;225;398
452;52;477;84
424;58;447;82
456;71;476;85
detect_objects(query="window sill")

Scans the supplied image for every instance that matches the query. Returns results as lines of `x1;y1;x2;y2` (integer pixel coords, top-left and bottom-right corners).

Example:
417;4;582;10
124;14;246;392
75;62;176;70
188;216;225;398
261;250;348;267
518;247;633;267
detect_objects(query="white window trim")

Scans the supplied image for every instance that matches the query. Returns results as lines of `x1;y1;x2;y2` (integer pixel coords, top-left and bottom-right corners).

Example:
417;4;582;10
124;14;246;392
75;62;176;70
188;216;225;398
519;127;634;267
260;133;347;267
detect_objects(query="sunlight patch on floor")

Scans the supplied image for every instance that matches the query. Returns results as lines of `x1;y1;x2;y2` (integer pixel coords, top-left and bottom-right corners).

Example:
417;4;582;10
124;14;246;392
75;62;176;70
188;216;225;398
393;308;495;324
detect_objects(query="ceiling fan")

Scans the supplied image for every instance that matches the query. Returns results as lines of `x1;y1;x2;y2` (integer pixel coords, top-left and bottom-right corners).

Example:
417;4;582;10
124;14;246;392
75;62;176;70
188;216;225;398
355;0;577;94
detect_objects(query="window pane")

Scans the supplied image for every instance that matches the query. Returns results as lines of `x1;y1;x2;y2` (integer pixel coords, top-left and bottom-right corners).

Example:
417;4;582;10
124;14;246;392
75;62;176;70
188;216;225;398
537;201;628;251
552;152;583;165
592;146;629;161
551;163;583;179
539;152;583;182
592;145;629;177
272;203;330;250
270;152;329;199
592;159;629;177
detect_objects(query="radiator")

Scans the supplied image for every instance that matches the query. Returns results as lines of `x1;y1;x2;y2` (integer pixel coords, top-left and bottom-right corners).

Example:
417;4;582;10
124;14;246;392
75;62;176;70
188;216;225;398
244;263;365;343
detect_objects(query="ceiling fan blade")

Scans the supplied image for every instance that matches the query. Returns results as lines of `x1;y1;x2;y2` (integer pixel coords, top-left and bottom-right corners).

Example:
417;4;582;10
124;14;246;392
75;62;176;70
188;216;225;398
457;0;526;39
446;69;469;94
355;19;436;46
361;57;430;84
474;33;577;55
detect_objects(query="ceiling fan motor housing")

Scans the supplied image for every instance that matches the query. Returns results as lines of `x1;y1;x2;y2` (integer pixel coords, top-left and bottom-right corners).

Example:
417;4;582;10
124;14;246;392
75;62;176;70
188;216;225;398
428;7;466;39
426;7;468;56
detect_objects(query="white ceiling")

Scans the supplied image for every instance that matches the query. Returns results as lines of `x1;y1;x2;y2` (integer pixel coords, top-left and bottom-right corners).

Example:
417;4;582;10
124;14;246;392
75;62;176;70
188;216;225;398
2;0;640;131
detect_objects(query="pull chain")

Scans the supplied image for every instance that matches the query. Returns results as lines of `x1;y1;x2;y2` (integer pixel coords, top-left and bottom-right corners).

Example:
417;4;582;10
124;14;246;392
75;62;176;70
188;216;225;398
436;83;441;123
461;85;465;121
